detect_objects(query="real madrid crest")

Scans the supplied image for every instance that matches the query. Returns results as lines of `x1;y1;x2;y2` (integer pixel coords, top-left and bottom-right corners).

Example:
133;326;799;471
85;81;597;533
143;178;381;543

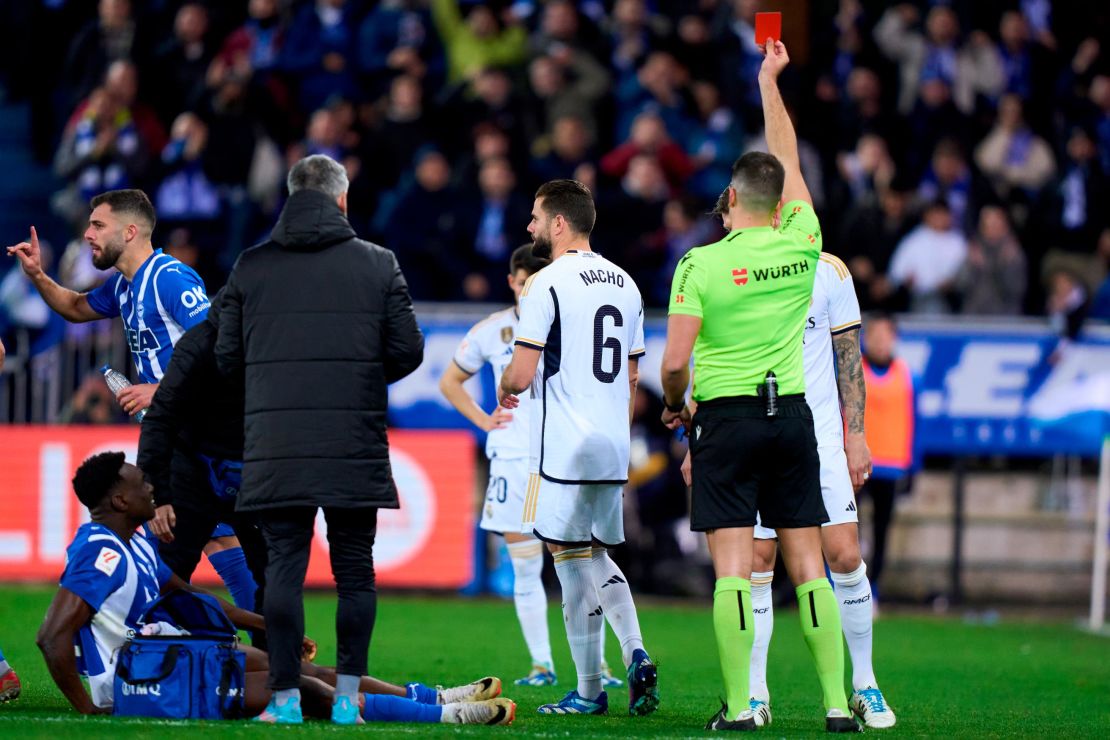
501;326;513;344
137;303;145;317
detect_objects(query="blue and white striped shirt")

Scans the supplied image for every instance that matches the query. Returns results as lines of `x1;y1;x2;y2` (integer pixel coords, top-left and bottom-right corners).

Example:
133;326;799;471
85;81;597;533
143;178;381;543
86;249;211;383
60;523;171;709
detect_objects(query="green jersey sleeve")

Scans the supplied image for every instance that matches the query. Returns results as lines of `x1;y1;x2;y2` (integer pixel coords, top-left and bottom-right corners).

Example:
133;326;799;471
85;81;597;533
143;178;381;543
779;200;822;256
669;250;706;318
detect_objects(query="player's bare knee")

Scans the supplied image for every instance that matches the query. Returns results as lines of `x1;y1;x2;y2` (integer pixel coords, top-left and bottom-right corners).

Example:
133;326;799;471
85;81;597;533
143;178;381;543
752;538;778;573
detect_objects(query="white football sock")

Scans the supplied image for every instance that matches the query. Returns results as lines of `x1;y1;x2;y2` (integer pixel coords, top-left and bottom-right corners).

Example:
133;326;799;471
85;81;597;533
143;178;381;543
553;547;603;700
591;548;645;667
749;571;775;702
507;539;553;668
830;562;878;690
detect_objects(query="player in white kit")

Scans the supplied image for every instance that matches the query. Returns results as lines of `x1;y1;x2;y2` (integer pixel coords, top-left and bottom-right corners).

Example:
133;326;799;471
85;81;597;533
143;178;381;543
685;196;897;729
441;245;624;689
498;180;659;718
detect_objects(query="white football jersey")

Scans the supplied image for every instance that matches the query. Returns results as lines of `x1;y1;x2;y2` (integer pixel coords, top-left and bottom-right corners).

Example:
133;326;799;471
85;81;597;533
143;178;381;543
515;251;646;483
803;253;862;448
454;307;531;460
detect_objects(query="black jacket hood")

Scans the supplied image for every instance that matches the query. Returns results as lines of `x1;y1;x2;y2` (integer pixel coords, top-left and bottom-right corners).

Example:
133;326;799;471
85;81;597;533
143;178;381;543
270;189;357;251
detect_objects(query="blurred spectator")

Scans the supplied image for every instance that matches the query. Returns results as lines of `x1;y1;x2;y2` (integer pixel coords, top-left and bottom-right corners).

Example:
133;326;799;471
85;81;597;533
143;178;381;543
906;77;970;176
860;314;915;594
524;48;610;146
995;10;1054;117
67;60;167;158
836;67;905;154
959;206;1028;316
449;67;528;156
836;133;895;204
601;111;692;192
374;74;434;185
1089;75;1110;177
975;94;1056;200
151;3;215;122
281;0;360;111
531;0;607;62
712;0;763;121
530;115;594;183
652;197;719;304
606;0;669;84
839;183;915;312
218;0;287;75
1089;229;1110;321
53;87;149;227
359;0;443;95
873;4;1002;115
431;0;527;84
374;149;466;300
155;113;221;236
1046;268;1090;341
597;153;669;288
454;123;513;190
461;157;532;300
615;50;692;141
1036;127;1109;254
0;239;65;357
63;372;127;425
888;200;968;314
61;0;135;105
684;82;744;201
918;139;973;229
671;13;716;84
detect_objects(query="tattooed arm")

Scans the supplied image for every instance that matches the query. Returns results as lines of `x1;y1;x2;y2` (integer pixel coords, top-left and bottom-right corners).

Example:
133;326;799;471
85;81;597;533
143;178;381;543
834;327;872;489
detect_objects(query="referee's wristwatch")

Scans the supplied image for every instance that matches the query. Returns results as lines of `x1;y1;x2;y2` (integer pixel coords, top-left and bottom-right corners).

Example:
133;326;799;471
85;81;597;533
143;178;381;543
664;399;686;413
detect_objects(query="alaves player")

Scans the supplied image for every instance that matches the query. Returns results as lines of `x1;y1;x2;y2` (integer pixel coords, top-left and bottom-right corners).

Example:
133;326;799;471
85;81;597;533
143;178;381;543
35;452;515;725
6;190;256;610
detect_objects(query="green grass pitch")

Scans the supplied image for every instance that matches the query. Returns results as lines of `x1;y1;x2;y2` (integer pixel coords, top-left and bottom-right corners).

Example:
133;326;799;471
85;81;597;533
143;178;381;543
1;586;1109;737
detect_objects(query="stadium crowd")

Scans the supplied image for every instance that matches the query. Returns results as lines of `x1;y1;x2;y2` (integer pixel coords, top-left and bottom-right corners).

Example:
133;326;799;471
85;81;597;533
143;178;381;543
1;0;1109;321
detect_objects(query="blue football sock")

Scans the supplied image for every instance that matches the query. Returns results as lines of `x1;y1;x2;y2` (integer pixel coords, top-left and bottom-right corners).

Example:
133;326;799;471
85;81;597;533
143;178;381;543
362;693;443;723
405;682;439;705
207;546;258;610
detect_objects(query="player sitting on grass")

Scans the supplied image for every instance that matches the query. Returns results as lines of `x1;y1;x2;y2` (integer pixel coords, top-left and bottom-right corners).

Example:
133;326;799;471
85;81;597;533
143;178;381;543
35;452;515;725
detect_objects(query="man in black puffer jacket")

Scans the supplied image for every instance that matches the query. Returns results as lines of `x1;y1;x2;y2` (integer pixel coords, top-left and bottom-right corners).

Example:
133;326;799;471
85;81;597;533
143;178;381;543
215;154;424;722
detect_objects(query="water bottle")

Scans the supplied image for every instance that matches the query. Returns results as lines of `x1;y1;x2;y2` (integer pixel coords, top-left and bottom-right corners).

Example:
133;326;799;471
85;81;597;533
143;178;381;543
100;364;146;422
763;370;778;418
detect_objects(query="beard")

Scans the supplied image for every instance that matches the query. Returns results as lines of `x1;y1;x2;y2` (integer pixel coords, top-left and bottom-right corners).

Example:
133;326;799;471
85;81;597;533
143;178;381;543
91;236;124;270
531;232;553;260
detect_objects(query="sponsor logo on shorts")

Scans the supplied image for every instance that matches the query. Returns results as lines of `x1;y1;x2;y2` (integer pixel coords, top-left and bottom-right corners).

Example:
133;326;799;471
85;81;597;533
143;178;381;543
846;501;857;512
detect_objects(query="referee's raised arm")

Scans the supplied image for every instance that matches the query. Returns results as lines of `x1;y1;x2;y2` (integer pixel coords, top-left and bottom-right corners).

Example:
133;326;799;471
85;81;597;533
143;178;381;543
757;39;811;207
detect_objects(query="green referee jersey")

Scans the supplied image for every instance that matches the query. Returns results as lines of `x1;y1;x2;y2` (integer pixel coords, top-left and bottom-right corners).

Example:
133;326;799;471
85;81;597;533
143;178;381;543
669;200;821;400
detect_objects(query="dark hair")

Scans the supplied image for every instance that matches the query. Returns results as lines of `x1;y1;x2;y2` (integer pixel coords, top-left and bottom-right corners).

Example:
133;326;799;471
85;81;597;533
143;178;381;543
729;152;785;214
535;179;596;236
510;244;550;275
864;311;897;330
90;189;156;234
924;198;951;214
711;188;730;215
72;451;126;510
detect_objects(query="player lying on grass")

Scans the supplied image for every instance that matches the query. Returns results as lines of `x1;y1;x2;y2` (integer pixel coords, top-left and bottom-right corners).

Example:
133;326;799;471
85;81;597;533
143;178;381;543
35;452;515;725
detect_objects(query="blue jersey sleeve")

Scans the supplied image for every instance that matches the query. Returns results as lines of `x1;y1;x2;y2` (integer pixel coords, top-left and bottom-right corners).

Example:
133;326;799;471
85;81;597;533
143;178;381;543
155;265;211;331
60;542;127;611
85;275;122;318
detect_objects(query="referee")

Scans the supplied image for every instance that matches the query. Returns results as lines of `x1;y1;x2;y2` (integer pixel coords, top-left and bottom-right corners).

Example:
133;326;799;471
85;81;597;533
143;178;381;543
659;40;857;733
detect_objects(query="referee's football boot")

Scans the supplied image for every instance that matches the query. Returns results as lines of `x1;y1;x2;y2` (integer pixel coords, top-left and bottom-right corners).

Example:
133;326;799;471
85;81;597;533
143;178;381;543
705;701;757;731
255;695;303;724
850;686;896;728
514;664;558;687
826;707;863;733
749;697;772;727
536;689;609;715
627;648;660;715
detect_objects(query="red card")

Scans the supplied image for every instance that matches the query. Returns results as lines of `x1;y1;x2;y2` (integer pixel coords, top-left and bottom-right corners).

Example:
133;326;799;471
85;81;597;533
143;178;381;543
754;12;782;45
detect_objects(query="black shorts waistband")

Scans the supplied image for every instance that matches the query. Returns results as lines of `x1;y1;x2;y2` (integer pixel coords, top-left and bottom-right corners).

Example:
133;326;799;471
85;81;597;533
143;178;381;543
697;393;806;409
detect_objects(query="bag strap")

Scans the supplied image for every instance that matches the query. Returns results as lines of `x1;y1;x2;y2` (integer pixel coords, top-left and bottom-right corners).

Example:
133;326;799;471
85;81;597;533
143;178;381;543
116;644;182;684
218;651;245;719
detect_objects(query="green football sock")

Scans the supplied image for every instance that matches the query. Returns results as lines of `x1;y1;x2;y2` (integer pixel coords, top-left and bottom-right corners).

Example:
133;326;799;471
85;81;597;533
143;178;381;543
796;578;850;713
713;577;754;720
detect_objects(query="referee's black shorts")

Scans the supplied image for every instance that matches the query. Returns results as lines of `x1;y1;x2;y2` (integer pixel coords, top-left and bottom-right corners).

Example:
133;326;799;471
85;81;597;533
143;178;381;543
689;394;828;532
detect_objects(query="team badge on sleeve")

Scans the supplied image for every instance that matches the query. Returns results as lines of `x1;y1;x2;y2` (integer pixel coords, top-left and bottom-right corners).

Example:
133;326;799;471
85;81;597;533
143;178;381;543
501;327;513;344
95;547;122;577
